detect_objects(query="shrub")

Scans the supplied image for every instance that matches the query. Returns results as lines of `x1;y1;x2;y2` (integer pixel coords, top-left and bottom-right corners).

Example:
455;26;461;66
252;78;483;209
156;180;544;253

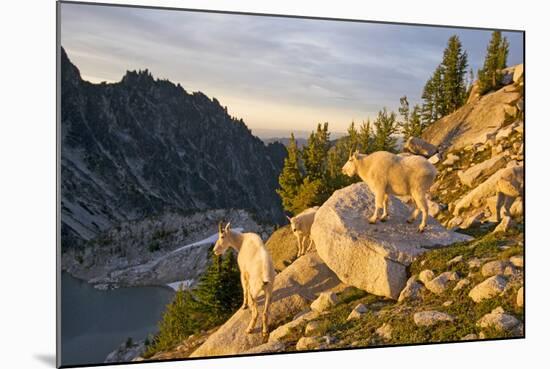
144;250;242;357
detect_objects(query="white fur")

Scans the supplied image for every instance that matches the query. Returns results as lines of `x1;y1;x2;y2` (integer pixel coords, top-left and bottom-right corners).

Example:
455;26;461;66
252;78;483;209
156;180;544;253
287;207;318;257
342;150;437;232
213;223;276;336
495;166;524;221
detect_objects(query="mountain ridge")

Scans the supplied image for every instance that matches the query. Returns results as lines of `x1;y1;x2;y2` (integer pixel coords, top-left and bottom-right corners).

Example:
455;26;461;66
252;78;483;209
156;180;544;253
60;47;286;249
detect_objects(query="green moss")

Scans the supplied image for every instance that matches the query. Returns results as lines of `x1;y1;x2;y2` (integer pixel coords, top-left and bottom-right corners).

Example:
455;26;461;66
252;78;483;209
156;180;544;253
284;230;525;350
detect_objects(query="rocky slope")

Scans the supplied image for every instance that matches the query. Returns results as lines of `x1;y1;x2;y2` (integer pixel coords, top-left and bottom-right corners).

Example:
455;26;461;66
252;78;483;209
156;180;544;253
61;47;286;249
422;65;524;231
134;66;524;361
63;208;272;288
422;64;523;152
143;217;523;360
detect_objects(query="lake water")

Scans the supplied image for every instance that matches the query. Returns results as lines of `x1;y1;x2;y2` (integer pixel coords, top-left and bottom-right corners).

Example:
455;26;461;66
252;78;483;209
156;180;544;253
60;272;174;366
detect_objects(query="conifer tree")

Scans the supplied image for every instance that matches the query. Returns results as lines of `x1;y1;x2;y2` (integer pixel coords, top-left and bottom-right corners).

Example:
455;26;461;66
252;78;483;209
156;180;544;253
145;251;241;356
358;119;373;153
302;123;330;181
276;133;303;213
194;251;242;316
409;105;424;137
421;35;468;125
400;96;424;140
398;96;410;125
326;122;361;193
478;31;509;94
346;121;359;153
373;108;399;152
441;35;469;113
289;177;324;214
421;65;445;125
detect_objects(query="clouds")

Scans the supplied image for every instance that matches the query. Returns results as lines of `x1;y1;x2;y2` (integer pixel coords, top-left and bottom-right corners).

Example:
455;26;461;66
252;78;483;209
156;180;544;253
60;3;523;134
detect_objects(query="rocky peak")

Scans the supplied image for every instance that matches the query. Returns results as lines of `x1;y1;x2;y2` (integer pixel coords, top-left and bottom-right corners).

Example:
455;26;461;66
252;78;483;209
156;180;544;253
121;69;155;86
60;47;286;249
60;47;81;87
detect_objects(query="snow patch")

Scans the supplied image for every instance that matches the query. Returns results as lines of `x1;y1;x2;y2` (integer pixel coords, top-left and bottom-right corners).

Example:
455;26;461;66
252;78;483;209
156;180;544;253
171;228;243;253
166;279;194;291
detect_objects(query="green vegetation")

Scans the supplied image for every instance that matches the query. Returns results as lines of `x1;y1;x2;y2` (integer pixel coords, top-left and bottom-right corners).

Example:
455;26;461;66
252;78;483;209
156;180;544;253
273;231;523;350
478;31;510;95
372;108;399;152
277;110;399;215
148;240;161;253
276;133;304;214
144;250;242;357
421;35;469;125
275;35;480;215
399;96;425;141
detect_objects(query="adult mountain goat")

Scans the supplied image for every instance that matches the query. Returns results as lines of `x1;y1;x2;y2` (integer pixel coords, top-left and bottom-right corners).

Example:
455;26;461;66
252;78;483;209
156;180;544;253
342;150;437;232
213;222;276;336
286;206;319;257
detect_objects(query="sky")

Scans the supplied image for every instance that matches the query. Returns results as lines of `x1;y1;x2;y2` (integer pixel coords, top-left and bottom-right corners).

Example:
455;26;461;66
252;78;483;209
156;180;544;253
60;3;523;138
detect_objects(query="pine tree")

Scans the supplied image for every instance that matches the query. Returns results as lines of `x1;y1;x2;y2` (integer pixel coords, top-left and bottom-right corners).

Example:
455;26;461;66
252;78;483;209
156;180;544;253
358;119;373;153
289;177;324;214
302;123;330;181
398;96;410;125
346;121;359;153
373;108;399;152
276;133;303;214
400;96;424;140
149;287;195;353
478;31;509;94
441;35;469;113
421;35;468;126
421;65;445;125
145;251;242;356
194;251;242;315
409;105;424;137
326;129;357;193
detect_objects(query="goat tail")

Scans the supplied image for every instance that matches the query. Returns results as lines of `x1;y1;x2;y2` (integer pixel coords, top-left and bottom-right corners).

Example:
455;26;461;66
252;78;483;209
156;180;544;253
262;262;271;285
261;255;274;286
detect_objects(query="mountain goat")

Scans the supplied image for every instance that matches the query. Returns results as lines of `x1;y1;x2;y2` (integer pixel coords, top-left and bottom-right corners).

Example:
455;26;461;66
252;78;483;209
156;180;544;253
495;165;524;222
342;150;437;232
286;206;319;257
213;222;276;336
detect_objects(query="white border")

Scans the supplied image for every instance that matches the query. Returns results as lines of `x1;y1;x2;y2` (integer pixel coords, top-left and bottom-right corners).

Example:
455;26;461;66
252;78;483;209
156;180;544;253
1;1;548;368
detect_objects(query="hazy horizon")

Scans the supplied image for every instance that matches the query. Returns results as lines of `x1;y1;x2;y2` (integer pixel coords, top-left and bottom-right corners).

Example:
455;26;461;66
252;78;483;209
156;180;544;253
60;3;523;136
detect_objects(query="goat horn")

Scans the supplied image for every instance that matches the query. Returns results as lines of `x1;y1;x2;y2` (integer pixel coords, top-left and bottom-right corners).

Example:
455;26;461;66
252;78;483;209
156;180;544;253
218;221;223;233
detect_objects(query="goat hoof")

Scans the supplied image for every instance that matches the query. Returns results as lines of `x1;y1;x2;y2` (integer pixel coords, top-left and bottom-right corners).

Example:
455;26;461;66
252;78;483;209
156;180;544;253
406;218;414;224
246;327;253;334
417;227;425;233
380;216;388;222
369;219;377;224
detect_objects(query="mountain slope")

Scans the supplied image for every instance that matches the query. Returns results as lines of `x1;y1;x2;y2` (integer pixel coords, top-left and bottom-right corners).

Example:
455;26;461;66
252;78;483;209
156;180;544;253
421;64;523;153
61;47;285;248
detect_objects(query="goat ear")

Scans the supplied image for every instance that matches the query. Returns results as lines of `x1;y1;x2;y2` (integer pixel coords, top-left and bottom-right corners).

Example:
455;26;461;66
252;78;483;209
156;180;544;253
225;222;231;232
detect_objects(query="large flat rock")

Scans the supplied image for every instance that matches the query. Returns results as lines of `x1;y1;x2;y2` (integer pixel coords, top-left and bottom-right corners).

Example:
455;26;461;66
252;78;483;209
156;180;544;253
311;183;471;299
190;252;343;357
